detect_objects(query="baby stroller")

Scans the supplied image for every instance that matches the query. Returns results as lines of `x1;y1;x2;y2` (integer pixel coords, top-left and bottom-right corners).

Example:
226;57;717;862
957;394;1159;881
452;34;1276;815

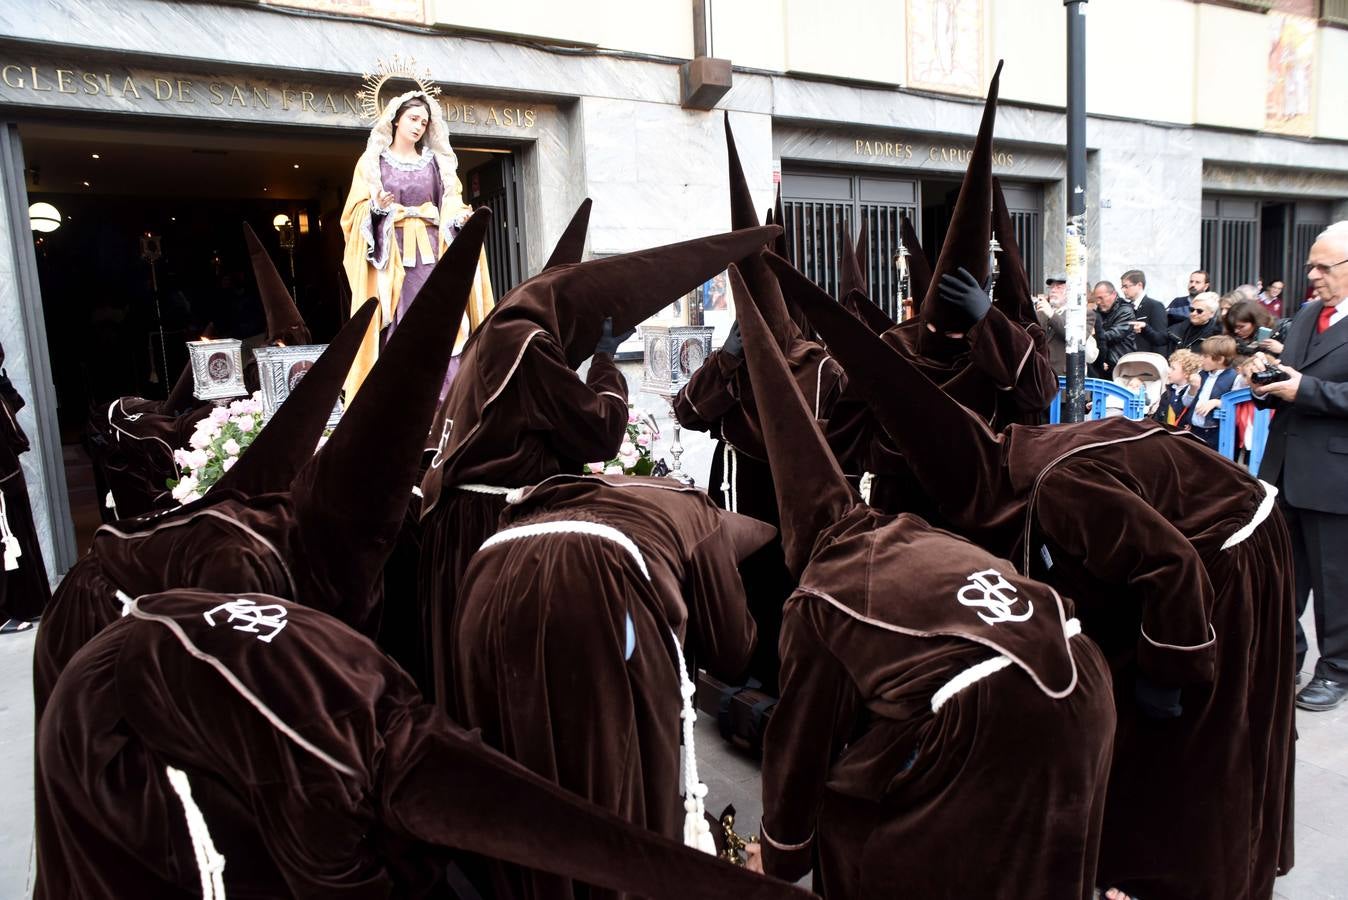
1106;352;1169;419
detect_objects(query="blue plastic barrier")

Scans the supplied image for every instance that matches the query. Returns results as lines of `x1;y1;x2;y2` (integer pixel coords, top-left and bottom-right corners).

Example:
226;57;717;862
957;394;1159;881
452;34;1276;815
1213;387;1271;475
1048;376;1149;424
1046;380;1270;473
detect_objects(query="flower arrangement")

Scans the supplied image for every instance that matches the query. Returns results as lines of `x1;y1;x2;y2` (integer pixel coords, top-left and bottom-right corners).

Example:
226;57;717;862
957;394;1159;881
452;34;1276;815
167;393;332;505
586;405;660;476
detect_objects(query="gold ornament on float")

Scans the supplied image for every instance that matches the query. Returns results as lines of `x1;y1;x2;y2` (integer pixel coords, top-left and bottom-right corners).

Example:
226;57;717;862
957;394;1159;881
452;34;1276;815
356;53;441;120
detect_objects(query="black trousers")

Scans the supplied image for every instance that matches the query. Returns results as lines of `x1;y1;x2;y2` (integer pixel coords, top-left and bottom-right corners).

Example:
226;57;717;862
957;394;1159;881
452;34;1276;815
1281;496;1348;682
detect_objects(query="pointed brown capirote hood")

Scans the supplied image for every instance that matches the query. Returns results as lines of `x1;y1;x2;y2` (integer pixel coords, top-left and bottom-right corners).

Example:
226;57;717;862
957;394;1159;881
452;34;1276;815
724;115;796;349
842;288;896;335
243;222;310;345
900;214;932;312
992;177;1037;327
542;198;593;271
292;209;491;539
771;185;790;258
211;299;378;498
725;114;760;232
770;186;814;338
493;224;783;368
765;251;1001;526
160;363;197;416
918;60;1002;341
729;263;854;577
839;223;867;301
854;216;869;287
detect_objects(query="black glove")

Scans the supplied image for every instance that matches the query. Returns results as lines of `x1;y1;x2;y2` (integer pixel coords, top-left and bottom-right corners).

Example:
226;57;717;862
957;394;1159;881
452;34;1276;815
937;266;993;327
721;321;743;358
594;317;635;357
1134;675;1183;720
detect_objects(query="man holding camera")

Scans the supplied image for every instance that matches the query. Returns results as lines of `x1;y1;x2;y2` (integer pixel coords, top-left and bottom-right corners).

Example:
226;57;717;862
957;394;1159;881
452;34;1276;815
1247;221;1348;711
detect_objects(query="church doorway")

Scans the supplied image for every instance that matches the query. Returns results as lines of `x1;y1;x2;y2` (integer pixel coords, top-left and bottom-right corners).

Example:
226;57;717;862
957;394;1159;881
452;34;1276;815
19;118;525;550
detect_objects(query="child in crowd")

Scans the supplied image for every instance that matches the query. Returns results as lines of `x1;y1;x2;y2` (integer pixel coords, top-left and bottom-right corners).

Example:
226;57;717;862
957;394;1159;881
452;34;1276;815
1155;348;1200;427
1184;335;1239;449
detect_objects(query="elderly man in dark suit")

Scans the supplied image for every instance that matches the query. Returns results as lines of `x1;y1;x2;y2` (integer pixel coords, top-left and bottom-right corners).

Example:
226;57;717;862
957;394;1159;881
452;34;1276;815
1248;221;1348;711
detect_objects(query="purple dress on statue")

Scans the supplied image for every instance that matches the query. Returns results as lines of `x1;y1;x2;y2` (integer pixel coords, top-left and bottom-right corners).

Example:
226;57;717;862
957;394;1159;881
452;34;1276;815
369;149;462;389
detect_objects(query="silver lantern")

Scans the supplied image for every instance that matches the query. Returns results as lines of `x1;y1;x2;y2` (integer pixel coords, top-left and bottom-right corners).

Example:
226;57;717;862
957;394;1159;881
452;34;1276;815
186;338;248;402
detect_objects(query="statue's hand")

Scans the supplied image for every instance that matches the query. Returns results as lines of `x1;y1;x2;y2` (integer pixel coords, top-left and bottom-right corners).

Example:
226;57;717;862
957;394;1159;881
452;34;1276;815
376;190;395;211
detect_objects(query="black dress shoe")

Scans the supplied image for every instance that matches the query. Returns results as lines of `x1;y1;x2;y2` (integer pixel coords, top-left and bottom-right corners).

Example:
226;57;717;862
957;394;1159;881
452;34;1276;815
1295;677;1348;712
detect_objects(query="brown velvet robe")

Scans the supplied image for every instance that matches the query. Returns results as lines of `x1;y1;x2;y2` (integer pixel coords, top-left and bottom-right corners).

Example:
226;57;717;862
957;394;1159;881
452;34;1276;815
420;329;629;711
0;364;51;620
674;346;845;692
453;474;761;899
759;256;1298;899
856;309;1056;517
86;398;212;520
32;492;296;721
759;506;1115;900
992;421;1296;900
36;589;812;900
32;480;398;722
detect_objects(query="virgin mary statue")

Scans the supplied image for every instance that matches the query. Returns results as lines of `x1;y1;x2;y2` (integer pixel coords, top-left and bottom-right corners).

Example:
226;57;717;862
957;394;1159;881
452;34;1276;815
341;90;494;399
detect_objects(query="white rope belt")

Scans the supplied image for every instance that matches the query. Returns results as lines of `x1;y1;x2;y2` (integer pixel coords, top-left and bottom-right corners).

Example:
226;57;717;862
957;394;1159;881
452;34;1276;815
930;618;1082;714
456;483;526;504
165;765;227;899
1221;479;1278;551
719;444;739;513
479;519;716;854
0;490;21;571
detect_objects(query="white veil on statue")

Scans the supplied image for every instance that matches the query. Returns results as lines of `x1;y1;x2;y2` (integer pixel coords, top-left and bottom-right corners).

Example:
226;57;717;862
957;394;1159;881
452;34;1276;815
355;89;464;248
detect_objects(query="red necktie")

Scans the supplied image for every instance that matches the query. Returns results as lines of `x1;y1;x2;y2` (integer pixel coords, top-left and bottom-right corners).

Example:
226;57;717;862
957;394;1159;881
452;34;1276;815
1319;303;1337;334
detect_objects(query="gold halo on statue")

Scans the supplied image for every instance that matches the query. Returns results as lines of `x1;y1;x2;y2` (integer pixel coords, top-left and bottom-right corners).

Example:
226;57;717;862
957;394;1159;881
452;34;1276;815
357;54;442;120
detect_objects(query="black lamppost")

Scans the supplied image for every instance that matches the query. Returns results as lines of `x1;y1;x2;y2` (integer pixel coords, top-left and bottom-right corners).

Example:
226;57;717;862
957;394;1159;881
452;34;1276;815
1063;0;1089;422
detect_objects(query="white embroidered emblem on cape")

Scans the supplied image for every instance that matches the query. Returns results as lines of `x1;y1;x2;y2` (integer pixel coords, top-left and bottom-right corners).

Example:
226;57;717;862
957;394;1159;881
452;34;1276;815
203;598;289;643
957;568;1033;626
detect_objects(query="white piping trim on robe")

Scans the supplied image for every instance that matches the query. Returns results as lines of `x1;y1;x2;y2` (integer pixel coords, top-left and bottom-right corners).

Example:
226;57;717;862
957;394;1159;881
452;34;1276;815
478;519;716;854
1221;479;1278;551
813;358;831;420
760;821;814;853
930;617;1083;714
165;765;227;899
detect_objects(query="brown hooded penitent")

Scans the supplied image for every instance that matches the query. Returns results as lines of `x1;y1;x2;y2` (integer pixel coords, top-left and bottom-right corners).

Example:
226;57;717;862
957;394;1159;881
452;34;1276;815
729;261;1114;900
36;589;814;900
35;210;492;721
769;246;1298;899
418;219;781;711
671;115;846;694
0;345;51;623
454;473;775;899
243;221;311;346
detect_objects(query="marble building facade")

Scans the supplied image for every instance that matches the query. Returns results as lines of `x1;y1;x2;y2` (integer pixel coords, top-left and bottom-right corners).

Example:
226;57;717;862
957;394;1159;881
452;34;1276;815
0;0;1346;576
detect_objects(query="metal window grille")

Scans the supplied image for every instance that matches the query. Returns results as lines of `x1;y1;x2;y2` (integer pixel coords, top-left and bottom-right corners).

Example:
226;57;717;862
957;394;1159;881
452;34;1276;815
465;154;524;299
1323;0;1348;27
1291;221;1327;303
781;200;854;299
1008;209;1043;292
783;171;1042;322
1202;208;1259;294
